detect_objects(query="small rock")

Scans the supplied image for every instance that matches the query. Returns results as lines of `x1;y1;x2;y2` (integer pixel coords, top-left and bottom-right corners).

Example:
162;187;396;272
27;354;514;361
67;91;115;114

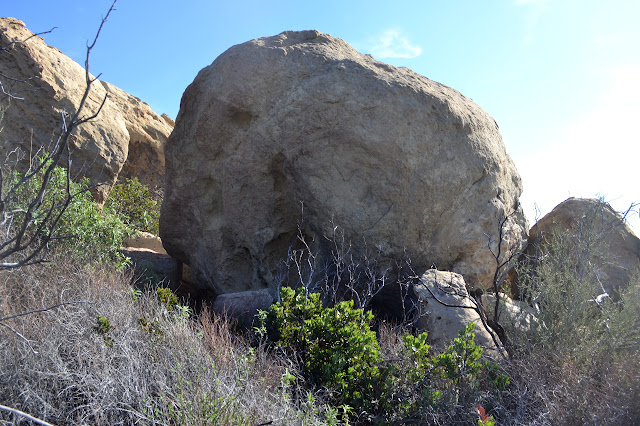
413;269;505;359
121;247;180;289
123;232;166;254
212;289;274;327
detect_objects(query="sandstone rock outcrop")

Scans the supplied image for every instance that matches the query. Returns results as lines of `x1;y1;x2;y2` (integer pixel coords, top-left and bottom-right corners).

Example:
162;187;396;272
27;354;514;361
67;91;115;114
522;197;640;298
0;18;172;200
414;269;505;358
100;81;172;190
160;30;528;298
484;293;539;336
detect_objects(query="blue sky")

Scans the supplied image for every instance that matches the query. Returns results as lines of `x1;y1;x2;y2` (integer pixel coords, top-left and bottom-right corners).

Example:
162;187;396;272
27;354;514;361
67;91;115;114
3;0;639;231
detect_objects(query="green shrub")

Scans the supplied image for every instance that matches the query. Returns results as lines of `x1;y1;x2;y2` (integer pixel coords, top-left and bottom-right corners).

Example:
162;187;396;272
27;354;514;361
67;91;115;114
261;288;512;423
431;323;490;402
9;162;132;266
104;177;161;235
156;286;180;309
398;324;509;421
94;315;114;347
514;200;640;360
261;287;393;417
156;286;192;321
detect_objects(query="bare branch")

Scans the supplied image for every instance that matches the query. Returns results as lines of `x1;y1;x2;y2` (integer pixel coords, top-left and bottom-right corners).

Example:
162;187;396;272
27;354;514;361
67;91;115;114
0;301;89;322
0;27;57;52
0;404;55;426
0;321;38;354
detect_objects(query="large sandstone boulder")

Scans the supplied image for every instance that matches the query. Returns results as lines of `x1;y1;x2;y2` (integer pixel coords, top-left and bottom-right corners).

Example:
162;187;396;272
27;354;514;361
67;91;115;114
0;18;172;200
522;197;640;298
413;269;505;359
161;30;528;298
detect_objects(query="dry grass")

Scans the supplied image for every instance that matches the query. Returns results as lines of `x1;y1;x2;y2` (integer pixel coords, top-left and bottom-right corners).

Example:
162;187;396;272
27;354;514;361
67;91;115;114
0;256;326;425
1;254;639;425
494;348;640;425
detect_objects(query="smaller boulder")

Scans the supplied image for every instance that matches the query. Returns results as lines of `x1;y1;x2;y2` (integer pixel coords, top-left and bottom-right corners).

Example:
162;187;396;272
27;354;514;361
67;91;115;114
212;289;274;327
414;269;505;359
123;231;166;254
523;198;640;298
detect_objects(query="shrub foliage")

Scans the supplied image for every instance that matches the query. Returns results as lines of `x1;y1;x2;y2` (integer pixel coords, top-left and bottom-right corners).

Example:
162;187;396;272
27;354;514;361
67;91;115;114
6;162;131;266
105;177;161;235
5;164;161;268
260;287;509;423
261;287;392;416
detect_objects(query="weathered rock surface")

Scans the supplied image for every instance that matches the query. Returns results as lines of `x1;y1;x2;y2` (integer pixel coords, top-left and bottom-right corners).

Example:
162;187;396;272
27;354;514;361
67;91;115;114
414;269;505;358
100;81;172;189
523;197;640;298
161;30;528;298
0;18;172;200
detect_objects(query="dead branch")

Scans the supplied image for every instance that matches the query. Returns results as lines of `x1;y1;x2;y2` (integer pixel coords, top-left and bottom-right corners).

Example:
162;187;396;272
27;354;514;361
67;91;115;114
0;404;55;426
0;301;89;322
0;301;90;354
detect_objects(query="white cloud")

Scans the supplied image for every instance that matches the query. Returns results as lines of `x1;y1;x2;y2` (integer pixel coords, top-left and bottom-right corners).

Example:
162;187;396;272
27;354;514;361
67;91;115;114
515;65;640;233
369;29;422;59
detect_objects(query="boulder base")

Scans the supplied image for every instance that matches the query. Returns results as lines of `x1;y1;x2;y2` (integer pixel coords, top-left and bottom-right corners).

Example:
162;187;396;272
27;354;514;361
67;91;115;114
212;290;274;327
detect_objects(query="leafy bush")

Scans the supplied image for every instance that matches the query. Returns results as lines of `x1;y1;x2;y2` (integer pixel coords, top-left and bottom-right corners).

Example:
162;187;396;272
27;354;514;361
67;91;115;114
260;287;393;417
260;287;512;423
396;324;509;423
104;177;161;235
8;162;132;266
6;163;166;267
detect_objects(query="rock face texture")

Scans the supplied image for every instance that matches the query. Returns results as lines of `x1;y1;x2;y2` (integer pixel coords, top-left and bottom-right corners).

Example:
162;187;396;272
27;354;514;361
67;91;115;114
414;270;504;358
484;293;538;336
524;198;640;298
161;30;528;297
0;18;172;200
100;81;172;190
